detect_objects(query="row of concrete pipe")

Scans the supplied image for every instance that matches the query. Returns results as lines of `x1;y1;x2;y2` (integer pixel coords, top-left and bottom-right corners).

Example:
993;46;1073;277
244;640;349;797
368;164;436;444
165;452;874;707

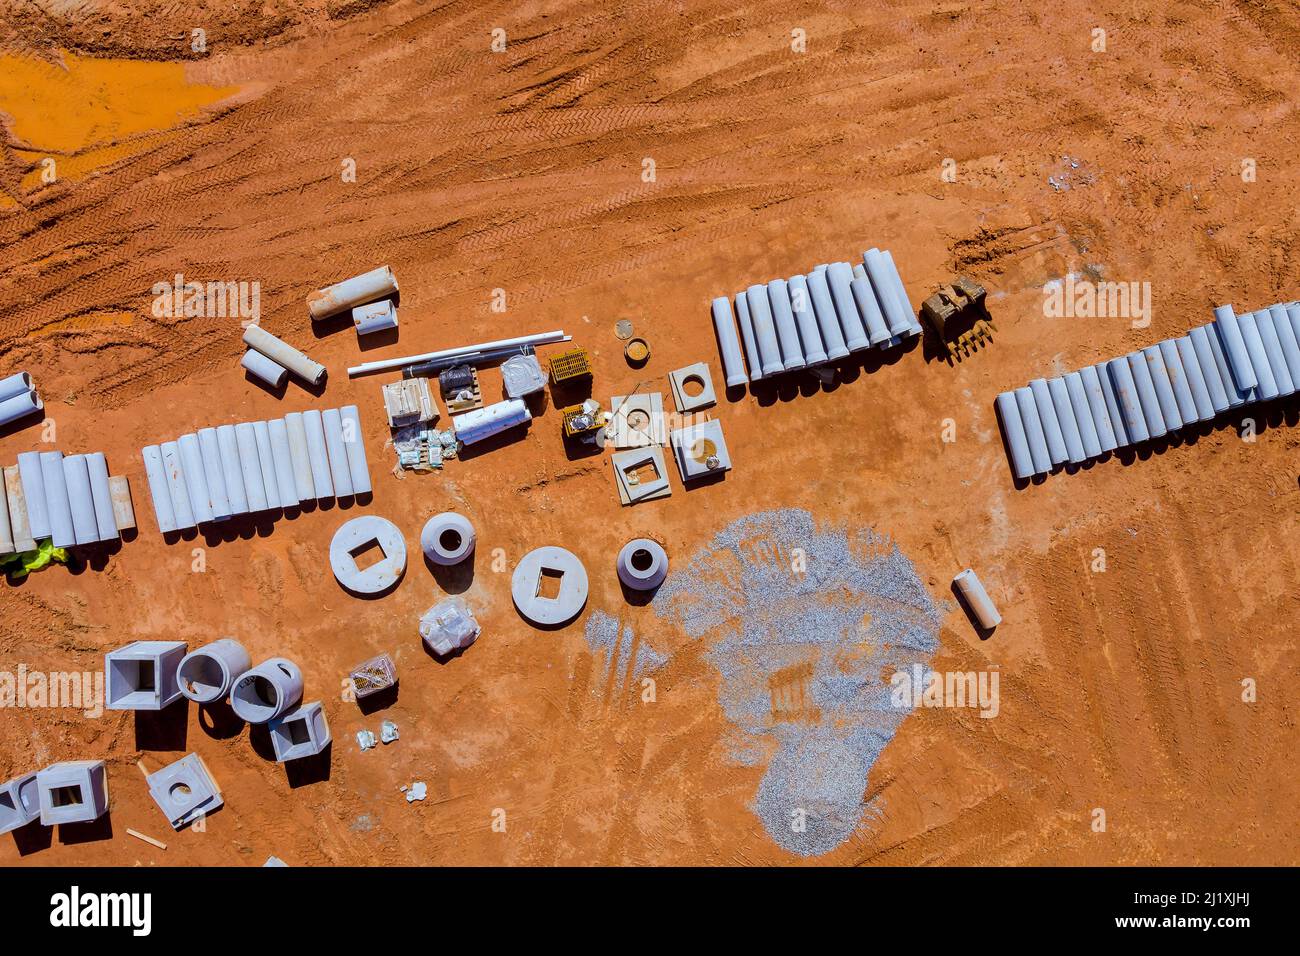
141;406;371;534
997;301;1300;479
710;248;923;388
1;450;134;555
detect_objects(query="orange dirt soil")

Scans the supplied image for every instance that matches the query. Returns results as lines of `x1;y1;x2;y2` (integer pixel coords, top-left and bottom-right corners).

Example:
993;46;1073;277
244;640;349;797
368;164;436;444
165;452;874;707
0;0;1297;865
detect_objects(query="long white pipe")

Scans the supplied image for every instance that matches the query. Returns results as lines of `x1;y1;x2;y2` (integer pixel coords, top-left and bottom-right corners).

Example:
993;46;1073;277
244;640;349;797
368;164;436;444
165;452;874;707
85;453;118;542
241;350;288;389
198;427;232;520
160;441;196;530
216;425;248;516
301;410;333;501
322;408;354;498
234;423;268;512
243;325;327;386
267;420;299;509
0;372;33;403
141;445;176;534
346;330;570;377
39;451;76;548
787;275;827;366
308;266;398;322
0;389;42;427
178;434;215;525
251;421;282;510
16;451;49;540
825;263;870;352
709;297;748;388
3;466;37;552
62;455;98;546
339;406;371;496
283;412;316;503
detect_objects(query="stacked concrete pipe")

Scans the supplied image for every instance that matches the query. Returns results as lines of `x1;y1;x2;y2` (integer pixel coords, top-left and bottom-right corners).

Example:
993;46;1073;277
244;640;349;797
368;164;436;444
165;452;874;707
0;372;43;430
0;449;133;558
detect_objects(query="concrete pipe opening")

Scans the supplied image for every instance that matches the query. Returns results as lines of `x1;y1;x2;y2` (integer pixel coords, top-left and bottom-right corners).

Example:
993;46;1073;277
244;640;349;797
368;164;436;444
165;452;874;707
178;655;225;703
617;538;668;591
421;512;475;566
230;658;302;724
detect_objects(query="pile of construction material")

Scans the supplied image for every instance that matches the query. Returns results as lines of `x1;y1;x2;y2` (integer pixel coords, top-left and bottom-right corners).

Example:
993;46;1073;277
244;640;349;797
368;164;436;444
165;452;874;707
997;301;1299;480
241;325;328;390
1;450;134;555
0;372;42;429
140;406;370;534
710;248;922;388
309;265;399;339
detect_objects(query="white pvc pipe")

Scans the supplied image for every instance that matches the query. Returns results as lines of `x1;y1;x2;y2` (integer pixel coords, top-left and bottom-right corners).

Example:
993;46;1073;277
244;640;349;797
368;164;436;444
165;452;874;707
301;410;334;501
85;453;118;542
39;451;76;548
709;297;749;387
825;263;869;351
16;451;49;540
283;412;316;503
454;399;531;445
0;389;42;427
3;466;37;552
743;287;785;376
805;269;850;361
108;476;135;532
322;409;354;498
251;421;282;510
141;445;176;534
346;330;569;377
786;275;827;366
733;292;764;381
0;372;33;403
954;569;1001;629
848;276;891;346
234;423;268;512
177;434;214;525
197;427;232;521
160;441;196;530
339;406;372;496
61;455;98;546
241;350;288;389
243;325;327;386
216;425;248;516
881;250;922;335
267;420;299;509
765;280;806;371
353;300;398;335
308;266;399;321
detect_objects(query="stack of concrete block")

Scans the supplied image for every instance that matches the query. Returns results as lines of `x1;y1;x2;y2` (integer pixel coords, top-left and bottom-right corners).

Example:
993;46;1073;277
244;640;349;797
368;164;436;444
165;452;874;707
0;372;42;429
710;248;922;388
140;406;370;534
996;301;1300;480
0;761;109;832
1;450;134;556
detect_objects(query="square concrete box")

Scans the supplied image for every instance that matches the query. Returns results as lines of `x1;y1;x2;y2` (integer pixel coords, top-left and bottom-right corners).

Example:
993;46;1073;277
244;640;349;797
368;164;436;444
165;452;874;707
147;753;222;830
268;701;331;762
37;760;108;826
106;640;187;710
0;772;41;834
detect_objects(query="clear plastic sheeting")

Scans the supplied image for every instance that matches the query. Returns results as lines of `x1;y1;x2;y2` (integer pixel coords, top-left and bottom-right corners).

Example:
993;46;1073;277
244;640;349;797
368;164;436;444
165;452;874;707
501;353;547;398
419;597;481;657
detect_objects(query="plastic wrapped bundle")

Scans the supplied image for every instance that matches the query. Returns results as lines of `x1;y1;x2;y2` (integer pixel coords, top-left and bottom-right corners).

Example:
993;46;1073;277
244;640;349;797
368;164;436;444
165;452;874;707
501;354;546;398
349;653;397;699
419;597;481;657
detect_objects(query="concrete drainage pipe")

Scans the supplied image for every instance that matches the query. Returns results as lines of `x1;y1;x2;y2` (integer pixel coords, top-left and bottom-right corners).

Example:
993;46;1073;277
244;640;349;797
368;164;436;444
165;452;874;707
230;658;303;724
421;512;475;565
617;539;668;591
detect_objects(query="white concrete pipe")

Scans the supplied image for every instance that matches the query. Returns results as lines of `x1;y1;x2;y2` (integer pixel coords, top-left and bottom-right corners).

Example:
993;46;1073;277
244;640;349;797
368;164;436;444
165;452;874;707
881;250;922;336
177;638;251;704
230;658;303;724
765;279;806;371
339;406;371;496
216;425;249;516
308;266;398;322
1207;321;1250;407
1267;306;1300;394
242;325;327;387
1106;357;1149;444
108;476;135;532
825;263;870;352
284;412;317;503
1254;309;1294;396
786;275;828;366
267;420;300;509
39;452;76;548
251;420;282;510
1126;351;1167;438
233;423;268;512
16;451;49;540
1013;386;1051;475
197;428;232;521
0;472;12;555
1095;362;1130;447
805;269;850;361
1064;372;1101;459
0;389;42;427
454;399;532;445
1079;365;1119;453
953;569;1001;629
1047;377;1085;464
3;467;37;552
85;453;118;542
321;408;354;498
733;291;764;381
1212;305;1256;393
744;286;786;376
0;372;33;403
241;350;288;389
848;275;891;346
709;296;749;387
177;434;215;525
995;392;1033;480
141;445;177;534
1158;340;1200;423
1237;313;1277;400
353;299;398;335
1175;336;1215;422
61;455;98;545
617;538;669;591
301;410;334;501
863;248;912;338
1188;326;1231;414
1028;379;1067;466
420;512;475;565
160;441;196;530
